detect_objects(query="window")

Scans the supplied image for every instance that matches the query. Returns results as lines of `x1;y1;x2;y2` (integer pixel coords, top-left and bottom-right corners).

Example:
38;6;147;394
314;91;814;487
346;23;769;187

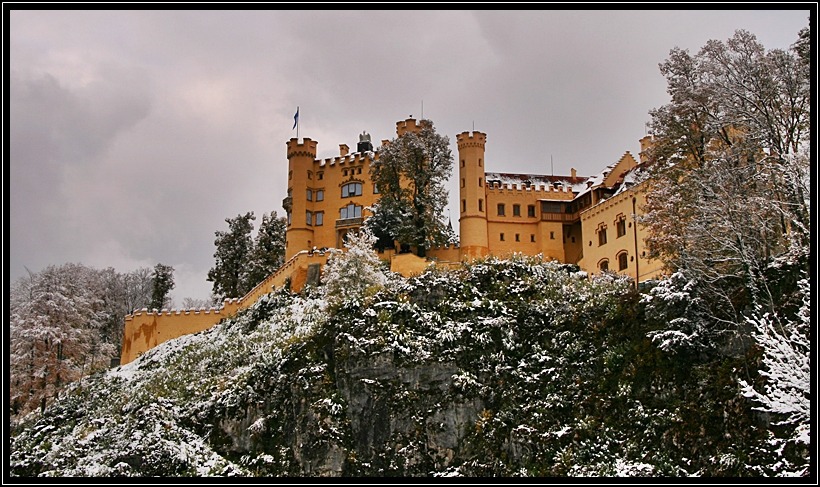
515;234;520;242
340;204;362;220
462;199;467;213
287;211;292;225
307;171;313;180
616;215;626;238
306;211;313;226
288;170;292;180
342;182;363;198
530;234;535;242
599;259;609;272
357;167;362;174
550;231;555;240
461;178;465;188
461;160;465;168
306;189;313;201
513;204;521;217
479;199;483;212
527;205;535;217
373;184;380;194
618;252;628;271
479;158;482;167
315;211;324;226
316;190;324;202
500;233;505;241
479;178;483;187
598;225;608;246
318;172;324;180
497;203;506;216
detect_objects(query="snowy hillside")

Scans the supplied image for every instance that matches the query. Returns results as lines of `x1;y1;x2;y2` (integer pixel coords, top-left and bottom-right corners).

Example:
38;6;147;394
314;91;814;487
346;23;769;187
9;257;808;477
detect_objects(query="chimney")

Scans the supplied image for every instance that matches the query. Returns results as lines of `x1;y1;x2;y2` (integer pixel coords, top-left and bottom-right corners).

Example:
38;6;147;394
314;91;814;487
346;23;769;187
571;167;577;179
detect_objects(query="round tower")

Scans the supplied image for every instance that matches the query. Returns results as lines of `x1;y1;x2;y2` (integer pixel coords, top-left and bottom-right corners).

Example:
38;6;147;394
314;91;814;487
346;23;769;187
457;130;489;259
284;137;318;260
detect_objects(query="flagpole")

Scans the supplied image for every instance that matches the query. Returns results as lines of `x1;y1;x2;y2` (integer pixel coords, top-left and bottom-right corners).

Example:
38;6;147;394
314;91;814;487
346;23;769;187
296;106;300;140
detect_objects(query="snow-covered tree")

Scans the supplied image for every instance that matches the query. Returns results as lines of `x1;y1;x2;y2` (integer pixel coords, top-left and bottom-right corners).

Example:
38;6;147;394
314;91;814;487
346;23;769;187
10;264;116;418
369;119;453;256
641;27;810;346
245;211;286;286
322;227;388;306
149;263;175;311
207;212;256;300
739;275;810;476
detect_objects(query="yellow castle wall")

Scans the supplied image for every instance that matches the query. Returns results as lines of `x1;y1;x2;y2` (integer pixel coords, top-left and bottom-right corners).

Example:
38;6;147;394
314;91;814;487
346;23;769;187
577;181;664;282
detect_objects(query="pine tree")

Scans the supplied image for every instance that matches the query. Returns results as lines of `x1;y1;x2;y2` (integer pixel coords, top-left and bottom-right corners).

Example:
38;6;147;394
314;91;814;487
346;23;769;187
245;211;287;287
369;119;453;257
207;212;256;300
149;263;175;311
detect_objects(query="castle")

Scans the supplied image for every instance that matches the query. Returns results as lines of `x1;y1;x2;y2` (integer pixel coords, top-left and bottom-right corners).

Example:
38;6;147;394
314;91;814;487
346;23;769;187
120;117;664;365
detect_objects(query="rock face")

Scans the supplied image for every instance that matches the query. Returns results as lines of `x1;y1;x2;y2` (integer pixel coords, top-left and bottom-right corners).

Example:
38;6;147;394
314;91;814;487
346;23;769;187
203;345;485;477
337;352;483;475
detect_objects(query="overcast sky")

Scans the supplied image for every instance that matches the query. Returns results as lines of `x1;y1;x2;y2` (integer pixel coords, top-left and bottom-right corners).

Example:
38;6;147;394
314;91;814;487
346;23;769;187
9;9;809;304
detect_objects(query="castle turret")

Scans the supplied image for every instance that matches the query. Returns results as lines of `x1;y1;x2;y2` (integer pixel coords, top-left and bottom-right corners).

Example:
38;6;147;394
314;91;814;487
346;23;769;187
457;130;489;259
285;137;318;260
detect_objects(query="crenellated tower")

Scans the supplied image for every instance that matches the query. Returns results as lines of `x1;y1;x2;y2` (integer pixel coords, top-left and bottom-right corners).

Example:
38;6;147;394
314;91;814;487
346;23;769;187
457;130;489;259
284;137;318;260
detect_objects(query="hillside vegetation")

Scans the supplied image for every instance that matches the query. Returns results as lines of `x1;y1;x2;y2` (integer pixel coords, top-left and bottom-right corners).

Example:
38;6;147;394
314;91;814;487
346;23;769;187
10;256;805;477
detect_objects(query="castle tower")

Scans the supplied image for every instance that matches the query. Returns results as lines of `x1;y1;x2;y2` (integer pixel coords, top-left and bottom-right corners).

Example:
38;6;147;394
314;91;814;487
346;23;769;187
284;137;318;260
457;130;489;259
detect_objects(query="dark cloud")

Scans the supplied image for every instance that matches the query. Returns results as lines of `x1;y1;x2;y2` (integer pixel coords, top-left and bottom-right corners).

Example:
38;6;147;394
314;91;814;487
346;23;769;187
9;9;809;302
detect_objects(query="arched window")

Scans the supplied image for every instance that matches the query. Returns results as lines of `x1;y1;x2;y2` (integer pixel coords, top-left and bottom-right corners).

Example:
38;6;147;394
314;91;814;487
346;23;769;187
618;251;628;271
599;259;609;272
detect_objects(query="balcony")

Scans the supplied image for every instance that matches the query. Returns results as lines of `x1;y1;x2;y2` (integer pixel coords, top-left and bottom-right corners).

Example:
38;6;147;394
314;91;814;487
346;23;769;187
336;217;363;228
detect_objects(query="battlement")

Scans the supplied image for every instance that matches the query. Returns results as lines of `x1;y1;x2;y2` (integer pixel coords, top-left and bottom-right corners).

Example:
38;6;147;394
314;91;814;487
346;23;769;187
396;117;431;136
317;150;377;168
456;131;487;149
287;138;318;159
124;297;241;321
486;181;574;194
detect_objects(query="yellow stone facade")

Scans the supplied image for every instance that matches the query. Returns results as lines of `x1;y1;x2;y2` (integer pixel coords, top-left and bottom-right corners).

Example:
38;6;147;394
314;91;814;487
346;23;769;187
120;117;665;365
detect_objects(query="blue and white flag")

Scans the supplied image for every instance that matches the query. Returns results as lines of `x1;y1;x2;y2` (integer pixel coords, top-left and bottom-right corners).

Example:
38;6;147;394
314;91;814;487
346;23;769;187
292;107;299;130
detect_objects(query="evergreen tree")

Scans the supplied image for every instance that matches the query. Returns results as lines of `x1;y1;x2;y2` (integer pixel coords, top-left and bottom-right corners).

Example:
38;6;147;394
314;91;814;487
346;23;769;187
149;263;175;310
207;212;256;300
369;119;453;257
246;211;287;287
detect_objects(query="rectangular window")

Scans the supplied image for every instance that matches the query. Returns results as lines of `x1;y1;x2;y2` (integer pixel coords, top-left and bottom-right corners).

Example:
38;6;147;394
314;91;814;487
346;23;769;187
530;234;535;242
461;178;465;188
500;233;505;241
479;199;483;212
528;205;535;217
315;211;324;226
617;218;626;238
550;231;555;240
373;184;380;194
497;204;505;216
598;227;607;246
462;199;467;213
318;172;324;180
306;211;313;226
316;190;324;202
479;178;483;187
515;234;520;242
513;204;521;217
306;189;313;201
